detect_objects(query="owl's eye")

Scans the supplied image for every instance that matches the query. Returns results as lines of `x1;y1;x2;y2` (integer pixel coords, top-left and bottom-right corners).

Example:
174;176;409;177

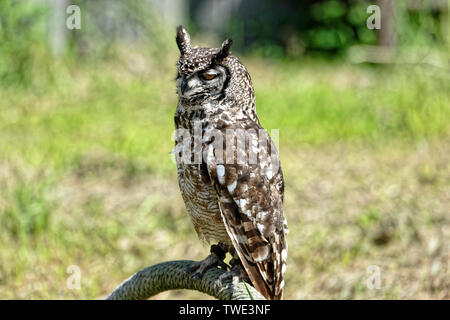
201;73;217;80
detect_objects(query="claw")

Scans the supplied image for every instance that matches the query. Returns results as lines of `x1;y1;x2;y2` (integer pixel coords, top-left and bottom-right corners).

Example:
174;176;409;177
183;243;230;284
217;260;230;270
213;260;250;295
190;272;203;285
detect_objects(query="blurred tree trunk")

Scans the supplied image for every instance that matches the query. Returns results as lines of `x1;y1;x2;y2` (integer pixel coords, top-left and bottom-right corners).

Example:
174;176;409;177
149;0;187;28
378;0;396;47
195;0;241;33
49;0;68;56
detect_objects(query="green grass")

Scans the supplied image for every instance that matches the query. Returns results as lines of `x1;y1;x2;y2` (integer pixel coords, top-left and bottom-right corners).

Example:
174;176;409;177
0;55;449;299
254;61;449;145
1;58;448;176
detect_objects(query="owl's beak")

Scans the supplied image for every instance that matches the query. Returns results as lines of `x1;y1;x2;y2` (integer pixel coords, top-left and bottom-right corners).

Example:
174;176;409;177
181;78;188;95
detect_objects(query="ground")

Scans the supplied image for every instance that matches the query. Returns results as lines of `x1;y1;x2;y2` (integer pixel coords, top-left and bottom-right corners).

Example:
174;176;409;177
0;56;448;299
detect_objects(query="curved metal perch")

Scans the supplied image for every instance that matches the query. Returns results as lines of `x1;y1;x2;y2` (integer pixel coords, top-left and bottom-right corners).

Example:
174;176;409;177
106;260;266;300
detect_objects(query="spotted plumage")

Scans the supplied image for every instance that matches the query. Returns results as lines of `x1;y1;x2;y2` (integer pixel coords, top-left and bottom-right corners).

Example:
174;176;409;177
174;26;288;300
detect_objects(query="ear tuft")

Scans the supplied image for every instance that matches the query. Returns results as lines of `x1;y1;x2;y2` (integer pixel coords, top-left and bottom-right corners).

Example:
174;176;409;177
176;25;191;55
213;38;233;62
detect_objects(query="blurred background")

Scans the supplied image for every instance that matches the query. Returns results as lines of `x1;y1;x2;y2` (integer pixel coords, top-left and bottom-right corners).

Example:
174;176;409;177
0;0;448;299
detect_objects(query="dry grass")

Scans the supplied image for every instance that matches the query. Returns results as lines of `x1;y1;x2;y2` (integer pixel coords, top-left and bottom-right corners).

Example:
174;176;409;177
0;57;448;299
1;140;448;299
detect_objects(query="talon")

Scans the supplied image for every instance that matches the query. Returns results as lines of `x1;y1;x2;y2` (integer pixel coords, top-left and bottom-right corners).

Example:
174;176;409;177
213;258;251;295
218;260;230;270
214;278;224;294
183;262;200;276
182;243;229;282
190;272;202;285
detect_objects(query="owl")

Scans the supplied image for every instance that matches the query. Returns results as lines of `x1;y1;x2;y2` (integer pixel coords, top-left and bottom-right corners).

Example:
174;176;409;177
173;26;288;300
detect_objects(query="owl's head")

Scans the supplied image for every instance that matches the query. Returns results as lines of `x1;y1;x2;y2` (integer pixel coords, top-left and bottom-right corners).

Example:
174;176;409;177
175;26;236;103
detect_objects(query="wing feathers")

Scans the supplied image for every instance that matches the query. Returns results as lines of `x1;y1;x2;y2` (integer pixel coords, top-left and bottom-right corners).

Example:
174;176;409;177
206;136;287;300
